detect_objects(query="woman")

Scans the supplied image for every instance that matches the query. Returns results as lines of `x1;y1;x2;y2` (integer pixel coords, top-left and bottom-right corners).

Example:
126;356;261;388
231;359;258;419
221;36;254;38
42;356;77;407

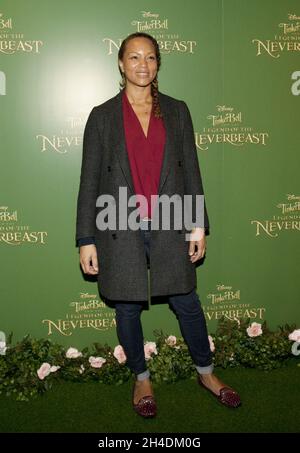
76;32;241;418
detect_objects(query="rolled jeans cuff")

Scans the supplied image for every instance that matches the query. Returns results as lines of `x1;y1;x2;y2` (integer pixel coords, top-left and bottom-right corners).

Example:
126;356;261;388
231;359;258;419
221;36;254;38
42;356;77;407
136;369;150;381
195;364;214;375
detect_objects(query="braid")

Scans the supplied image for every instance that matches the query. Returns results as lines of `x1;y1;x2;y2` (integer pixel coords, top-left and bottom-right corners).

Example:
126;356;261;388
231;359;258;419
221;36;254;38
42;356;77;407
151;76;162;119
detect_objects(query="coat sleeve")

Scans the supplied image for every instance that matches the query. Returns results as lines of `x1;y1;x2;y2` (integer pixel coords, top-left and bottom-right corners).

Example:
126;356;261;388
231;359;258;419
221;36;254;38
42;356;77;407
75;107;102;243
76;237;96;247
179;100;210;231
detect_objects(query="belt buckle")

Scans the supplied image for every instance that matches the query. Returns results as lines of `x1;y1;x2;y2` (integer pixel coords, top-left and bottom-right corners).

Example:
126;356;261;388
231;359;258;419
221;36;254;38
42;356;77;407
141;217;151;231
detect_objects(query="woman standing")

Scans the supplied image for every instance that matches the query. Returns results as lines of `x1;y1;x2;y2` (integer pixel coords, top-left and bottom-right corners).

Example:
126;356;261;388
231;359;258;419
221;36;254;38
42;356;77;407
76;32;241;418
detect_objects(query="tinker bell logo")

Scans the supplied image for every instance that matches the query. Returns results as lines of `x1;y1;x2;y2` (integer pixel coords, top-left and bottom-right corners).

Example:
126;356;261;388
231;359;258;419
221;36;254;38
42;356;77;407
0;12;13;30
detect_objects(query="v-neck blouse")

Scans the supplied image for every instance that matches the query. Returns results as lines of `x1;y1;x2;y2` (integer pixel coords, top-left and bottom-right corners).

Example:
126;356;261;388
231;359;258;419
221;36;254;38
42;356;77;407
122;89;166;219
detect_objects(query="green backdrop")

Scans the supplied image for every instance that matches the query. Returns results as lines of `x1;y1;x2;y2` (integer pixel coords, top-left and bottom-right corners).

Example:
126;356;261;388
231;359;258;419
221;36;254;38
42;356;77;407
0;0;299;349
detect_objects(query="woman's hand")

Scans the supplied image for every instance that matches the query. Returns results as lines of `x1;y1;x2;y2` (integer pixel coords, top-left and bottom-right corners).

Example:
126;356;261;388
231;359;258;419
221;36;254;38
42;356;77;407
80;244;99;275
188;227;206;263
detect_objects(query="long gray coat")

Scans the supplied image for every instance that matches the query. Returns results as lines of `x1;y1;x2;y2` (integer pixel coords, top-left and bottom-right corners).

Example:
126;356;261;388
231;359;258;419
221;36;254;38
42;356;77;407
76;89;209;301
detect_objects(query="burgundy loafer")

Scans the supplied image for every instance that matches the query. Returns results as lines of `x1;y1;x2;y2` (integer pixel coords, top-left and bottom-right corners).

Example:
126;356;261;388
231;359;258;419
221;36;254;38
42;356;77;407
197;375;241;408
133;395;157;418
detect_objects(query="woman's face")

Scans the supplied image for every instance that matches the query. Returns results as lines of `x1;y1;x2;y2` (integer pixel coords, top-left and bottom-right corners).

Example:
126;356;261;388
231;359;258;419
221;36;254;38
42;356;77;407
119;37;158;89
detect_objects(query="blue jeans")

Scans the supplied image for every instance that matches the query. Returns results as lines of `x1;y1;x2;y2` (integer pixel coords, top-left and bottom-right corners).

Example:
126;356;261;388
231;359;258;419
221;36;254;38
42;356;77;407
114;221;213;380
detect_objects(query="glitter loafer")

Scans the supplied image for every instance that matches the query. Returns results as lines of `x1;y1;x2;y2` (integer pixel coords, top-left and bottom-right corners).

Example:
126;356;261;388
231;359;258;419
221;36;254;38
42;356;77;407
197;375;241;408
133;395;157;418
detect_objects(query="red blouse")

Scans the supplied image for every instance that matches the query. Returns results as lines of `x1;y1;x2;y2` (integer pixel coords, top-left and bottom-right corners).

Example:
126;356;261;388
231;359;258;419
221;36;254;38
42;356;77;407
122;90;166;219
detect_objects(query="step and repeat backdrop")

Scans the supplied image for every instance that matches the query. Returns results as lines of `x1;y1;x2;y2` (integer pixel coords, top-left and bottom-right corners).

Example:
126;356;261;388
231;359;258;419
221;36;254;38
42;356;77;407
0;0;299;348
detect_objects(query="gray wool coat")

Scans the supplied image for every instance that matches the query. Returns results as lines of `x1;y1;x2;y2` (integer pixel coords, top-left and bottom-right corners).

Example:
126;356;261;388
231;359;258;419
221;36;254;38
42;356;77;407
75;88;209;301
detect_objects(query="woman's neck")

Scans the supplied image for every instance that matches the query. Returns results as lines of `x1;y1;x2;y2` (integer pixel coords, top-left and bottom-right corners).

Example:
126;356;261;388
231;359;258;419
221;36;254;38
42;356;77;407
124;84;152;105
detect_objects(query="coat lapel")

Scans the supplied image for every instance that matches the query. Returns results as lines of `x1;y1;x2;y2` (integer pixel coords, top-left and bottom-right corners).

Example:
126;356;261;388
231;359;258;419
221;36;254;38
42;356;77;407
157;91;175;195
112;90;135;195
112;88;176;196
